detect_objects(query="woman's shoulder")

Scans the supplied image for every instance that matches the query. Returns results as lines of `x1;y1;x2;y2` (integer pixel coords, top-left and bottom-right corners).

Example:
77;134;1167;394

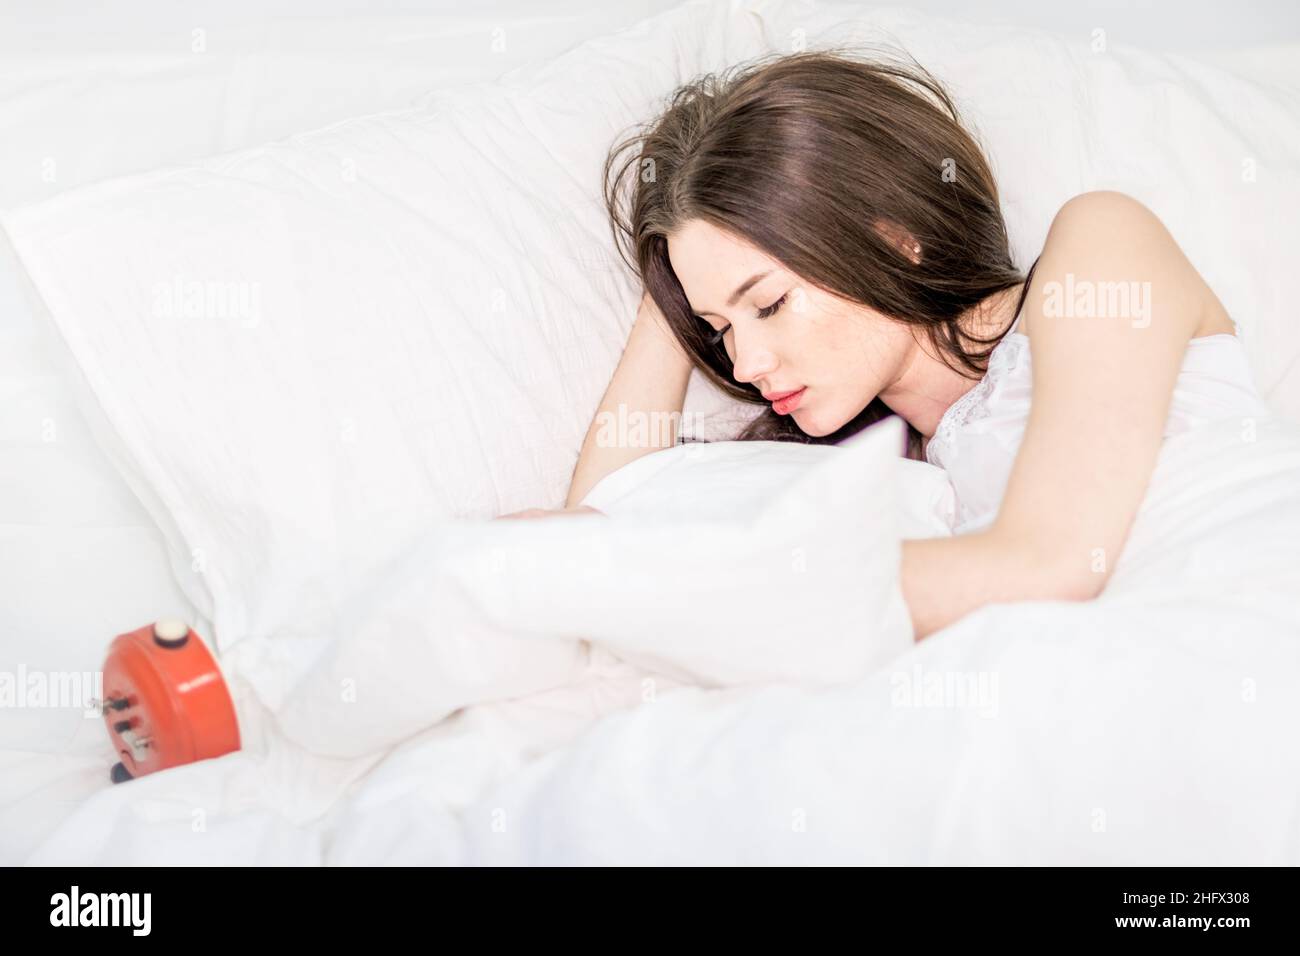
1043;190;1179;245
1049;189;1154;222
1020;190;1232;342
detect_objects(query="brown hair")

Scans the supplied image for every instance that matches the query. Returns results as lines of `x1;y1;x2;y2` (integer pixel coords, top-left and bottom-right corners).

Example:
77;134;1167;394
603;48;1036;459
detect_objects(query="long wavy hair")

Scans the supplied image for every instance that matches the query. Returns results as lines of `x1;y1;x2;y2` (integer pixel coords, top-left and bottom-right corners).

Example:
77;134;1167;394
603;48;1037;460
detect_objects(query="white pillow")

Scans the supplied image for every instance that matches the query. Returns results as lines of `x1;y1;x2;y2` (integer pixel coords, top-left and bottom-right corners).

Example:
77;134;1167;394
4;0;1297;656
1;0;771;650
0;2;690;684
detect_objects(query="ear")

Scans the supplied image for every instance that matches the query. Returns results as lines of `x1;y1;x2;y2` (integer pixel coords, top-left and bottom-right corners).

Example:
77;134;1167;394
872;218;922;266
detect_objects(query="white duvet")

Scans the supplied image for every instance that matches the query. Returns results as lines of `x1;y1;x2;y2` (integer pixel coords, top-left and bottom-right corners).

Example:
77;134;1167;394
17;414;1300;865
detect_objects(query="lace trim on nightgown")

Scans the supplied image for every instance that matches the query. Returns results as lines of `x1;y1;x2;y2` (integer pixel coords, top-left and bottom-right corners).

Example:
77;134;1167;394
925;330;1027;469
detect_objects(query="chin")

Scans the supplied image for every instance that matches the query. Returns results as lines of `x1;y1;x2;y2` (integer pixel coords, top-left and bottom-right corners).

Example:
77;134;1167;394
792;410;839;438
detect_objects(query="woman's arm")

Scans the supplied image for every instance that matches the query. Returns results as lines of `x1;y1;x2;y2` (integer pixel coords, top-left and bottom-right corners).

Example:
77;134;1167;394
564;293;694;507
901;528;1090;639
901;190;1211;640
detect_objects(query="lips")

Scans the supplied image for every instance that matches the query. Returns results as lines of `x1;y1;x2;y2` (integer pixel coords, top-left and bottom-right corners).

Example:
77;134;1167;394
768;387;806;415
761;387;804;402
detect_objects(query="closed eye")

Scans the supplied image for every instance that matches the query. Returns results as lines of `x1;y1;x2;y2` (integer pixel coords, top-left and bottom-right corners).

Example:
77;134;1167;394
756;292;788;320
700;293;788;348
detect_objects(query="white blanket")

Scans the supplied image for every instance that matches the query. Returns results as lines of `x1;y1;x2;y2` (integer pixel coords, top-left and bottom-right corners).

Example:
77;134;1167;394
18;414;1300;864
203;417;913;761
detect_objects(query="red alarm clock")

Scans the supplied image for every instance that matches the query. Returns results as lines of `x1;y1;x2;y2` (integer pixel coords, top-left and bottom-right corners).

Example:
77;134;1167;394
98;619;241;783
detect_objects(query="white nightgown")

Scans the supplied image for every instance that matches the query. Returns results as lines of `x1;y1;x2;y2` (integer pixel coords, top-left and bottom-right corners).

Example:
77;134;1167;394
923;313;1275;535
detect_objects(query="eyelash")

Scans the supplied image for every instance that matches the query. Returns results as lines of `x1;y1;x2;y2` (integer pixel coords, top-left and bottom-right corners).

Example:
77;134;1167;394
704;293;788;347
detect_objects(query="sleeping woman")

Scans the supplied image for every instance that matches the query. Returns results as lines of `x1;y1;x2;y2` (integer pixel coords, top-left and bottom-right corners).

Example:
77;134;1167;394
498;50;1272;641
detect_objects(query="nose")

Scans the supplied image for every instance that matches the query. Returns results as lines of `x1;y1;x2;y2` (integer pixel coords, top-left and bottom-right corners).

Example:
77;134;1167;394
729;327;779;388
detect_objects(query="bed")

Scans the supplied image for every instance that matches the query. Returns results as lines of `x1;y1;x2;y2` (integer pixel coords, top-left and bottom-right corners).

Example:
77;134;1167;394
2;0;1298;865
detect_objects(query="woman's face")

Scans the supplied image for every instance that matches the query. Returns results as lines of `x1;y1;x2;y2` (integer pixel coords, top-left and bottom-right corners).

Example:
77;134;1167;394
667;218;914;437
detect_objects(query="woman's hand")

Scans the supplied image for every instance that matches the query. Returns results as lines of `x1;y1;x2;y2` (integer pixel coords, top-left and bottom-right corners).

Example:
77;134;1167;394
494;504;606;520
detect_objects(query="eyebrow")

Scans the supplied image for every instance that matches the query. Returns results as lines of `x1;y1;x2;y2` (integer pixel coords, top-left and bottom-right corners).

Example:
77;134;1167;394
691;270;772;318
